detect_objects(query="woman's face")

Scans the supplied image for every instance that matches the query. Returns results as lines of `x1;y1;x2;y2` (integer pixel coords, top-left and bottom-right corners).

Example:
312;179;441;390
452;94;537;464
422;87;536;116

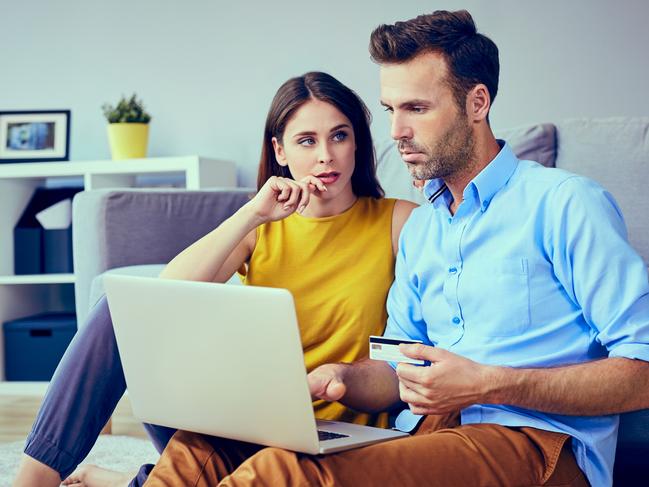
273;99;356;201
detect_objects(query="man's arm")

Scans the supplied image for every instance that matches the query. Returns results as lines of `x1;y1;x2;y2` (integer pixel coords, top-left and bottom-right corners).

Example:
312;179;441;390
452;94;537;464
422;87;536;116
308;359;401;413
397;344;649;416
490;356;649;415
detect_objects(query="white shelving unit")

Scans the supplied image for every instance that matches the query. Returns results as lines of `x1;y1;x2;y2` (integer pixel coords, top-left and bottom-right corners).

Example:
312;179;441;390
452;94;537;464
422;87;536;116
0;155;236;392
0;274;76;285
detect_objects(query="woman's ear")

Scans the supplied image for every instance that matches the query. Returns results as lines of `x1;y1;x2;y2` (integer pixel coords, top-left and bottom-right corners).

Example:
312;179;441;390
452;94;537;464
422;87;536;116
272;137;289;167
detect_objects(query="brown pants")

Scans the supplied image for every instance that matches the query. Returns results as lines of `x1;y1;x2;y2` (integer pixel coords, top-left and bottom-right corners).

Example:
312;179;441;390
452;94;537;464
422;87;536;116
144;411;589;487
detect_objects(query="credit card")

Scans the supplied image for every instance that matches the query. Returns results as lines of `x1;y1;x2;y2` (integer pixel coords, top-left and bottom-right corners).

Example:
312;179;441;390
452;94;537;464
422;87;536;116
369;335;430;366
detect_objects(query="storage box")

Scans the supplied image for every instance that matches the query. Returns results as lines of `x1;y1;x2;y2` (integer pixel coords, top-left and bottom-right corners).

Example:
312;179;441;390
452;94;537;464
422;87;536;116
43;228;73;273
3;313;77;381
14;187;81;274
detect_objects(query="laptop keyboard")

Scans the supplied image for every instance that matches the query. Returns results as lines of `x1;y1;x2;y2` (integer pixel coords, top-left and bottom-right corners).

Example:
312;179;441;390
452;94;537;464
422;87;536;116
318;430;350;441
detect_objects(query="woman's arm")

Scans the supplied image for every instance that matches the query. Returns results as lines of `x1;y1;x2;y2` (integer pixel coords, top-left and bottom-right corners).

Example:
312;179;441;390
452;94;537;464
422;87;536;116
159;206;259;283
391;199;418;256
160;176;324;283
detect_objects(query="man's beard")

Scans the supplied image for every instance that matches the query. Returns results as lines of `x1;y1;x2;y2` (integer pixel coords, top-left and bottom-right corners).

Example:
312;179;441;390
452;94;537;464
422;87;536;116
400;114;475;181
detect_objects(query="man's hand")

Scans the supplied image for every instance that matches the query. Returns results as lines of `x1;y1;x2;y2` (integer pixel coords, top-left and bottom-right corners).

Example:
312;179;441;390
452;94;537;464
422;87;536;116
308;363;348;402
396;344;495;415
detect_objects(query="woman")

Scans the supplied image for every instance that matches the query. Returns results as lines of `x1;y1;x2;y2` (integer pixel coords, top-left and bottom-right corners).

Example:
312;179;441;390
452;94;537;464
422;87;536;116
14;71;417;487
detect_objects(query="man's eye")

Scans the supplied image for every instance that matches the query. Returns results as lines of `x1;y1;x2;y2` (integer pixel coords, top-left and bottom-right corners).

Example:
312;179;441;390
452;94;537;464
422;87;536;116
298;138;316;146
383;106;394;114
411;106;426;113
332;131;347;142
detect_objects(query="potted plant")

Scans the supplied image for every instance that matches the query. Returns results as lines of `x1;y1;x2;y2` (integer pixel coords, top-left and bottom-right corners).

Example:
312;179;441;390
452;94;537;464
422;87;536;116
102;94;152;160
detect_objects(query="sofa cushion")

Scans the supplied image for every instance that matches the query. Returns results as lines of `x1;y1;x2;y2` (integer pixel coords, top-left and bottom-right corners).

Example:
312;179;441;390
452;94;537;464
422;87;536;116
495;123;557;168
73;189;253;324
555;117;649;264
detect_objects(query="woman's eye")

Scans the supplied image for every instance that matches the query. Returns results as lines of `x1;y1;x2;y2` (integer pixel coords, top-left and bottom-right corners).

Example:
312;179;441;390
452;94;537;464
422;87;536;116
298;138;316;146
332;131;348;142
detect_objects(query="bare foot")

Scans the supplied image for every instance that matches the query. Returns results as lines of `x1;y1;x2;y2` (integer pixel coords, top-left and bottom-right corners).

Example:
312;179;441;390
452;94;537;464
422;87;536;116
12;454;62;487
61;465;136;487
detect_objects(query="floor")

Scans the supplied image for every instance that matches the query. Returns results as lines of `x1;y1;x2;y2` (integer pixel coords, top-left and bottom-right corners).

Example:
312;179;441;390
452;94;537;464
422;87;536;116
0;393;147;444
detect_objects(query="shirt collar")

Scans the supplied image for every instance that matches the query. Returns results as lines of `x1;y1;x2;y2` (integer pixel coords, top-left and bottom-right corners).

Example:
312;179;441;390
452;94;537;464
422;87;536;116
423;140;518;211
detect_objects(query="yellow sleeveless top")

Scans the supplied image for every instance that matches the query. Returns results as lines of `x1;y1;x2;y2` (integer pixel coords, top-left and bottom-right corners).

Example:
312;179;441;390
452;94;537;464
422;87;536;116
240;197;397;427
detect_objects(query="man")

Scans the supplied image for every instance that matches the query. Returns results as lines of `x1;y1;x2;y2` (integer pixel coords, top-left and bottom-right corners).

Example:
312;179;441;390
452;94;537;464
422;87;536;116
144;10;649;486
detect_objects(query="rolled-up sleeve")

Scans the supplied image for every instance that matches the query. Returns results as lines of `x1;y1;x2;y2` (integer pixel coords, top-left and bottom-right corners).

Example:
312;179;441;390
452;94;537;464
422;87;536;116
547;176;649;361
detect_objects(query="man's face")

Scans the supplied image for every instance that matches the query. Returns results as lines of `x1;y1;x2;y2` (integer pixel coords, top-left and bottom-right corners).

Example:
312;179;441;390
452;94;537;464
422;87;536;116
380;51;474;181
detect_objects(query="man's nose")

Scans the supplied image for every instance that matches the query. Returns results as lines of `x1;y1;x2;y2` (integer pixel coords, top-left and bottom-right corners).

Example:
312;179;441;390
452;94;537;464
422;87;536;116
391;114;412;141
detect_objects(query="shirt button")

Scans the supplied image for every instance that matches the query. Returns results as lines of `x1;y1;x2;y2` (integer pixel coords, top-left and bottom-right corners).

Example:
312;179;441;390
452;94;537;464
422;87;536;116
447;217;452;224
482;201;489;209
452;317;461;325
449;267;457;274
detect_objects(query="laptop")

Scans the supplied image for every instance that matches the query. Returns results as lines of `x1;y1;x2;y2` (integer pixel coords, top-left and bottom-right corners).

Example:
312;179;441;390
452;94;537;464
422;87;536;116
103;274;408;454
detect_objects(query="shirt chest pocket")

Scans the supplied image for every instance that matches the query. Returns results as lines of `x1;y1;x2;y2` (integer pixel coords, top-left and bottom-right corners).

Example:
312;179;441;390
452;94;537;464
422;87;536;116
460;257;531;337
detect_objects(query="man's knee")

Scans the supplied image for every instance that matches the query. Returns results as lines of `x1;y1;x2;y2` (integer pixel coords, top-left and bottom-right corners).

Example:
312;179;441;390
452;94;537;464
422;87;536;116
249;447;296;469
230;447;309;486
167;430;212;452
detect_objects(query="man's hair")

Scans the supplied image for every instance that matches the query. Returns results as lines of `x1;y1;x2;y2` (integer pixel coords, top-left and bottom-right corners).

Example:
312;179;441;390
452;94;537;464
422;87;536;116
369;10;499;113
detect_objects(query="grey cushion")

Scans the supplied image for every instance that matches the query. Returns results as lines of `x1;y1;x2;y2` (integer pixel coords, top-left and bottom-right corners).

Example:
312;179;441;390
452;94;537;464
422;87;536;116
73;188;254;324
495;123;557;168
555;117;649;264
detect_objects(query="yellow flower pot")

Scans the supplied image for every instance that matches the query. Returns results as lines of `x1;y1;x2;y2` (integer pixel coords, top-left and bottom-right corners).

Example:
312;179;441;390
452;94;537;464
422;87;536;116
107;123;149;160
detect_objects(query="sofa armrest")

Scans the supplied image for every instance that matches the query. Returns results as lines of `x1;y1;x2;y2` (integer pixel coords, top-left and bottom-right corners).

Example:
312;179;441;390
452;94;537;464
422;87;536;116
72;188;253;324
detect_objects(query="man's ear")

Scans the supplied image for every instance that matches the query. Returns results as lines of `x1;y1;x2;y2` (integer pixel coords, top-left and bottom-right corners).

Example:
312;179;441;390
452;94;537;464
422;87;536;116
272;137;289;167
466;84;491;123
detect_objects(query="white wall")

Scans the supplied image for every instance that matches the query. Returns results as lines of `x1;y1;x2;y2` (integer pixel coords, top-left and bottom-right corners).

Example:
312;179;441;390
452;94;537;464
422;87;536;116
1;0;647;186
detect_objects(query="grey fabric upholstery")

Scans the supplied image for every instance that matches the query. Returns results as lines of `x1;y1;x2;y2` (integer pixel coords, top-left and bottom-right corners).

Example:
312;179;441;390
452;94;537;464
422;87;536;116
72;188;253;324
494;122;557;168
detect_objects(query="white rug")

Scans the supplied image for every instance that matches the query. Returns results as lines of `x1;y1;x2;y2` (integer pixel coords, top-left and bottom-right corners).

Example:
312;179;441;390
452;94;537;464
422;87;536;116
0;435;159;487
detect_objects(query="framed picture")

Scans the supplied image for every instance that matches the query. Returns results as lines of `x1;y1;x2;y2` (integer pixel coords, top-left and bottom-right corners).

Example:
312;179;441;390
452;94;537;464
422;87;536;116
0;110;71;163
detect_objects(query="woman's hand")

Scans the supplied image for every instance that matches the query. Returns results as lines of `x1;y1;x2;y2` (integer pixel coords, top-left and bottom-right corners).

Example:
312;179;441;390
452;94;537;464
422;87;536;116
247;175;327;223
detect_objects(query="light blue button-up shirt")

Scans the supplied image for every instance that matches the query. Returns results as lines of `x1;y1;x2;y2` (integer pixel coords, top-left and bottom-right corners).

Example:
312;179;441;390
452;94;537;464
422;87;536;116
385;141;649;487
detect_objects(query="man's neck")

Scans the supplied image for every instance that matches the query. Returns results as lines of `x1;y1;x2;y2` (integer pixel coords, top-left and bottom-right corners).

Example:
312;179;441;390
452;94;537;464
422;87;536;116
446;133;501;215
